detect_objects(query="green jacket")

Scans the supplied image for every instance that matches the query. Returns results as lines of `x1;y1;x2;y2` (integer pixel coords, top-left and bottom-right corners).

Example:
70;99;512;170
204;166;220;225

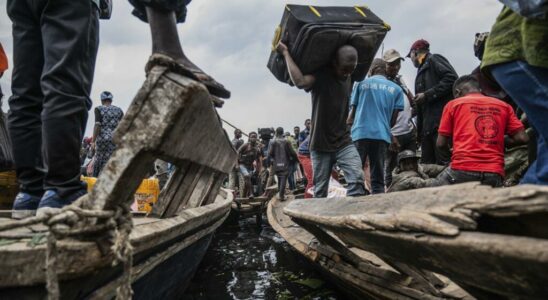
388;164;446;193
482;6;548;69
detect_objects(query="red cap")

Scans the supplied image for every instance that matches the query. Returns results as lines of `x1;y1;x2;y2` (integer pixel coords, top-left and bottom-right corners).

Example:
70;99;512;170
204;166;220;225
406;39;430;57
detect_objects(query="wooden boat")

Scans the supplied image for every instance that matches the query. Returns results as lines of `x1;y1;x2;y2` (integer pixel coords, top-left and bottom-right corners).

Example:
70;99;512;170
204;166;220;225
231;196;271;225
268;195;471;300
0;62;237;298
283;183;548;299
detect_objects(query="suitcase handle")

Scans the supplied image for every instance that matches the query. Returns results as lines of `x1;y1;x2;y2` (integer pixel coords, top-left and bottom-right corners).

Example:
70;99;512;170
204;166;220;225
309;6;321;17
271;26;282;51
354;6;367;17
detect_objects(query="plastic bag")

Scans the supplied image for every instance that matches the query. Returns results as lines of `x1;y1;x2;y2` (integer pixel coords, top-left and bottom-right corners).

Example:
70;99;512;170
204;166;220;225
499;0;548;19
306;177;347;198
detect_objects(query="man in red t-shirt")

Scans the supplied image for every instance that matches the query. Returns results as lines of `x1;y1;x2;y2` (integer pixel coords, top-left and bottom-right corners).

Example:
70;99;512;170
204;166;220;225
435;75;528;187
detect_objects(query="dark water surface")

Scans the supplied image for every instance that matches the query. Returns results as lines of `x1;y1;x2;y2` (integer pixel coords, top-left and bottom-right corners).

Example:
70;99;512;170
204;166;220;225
184;215;345;300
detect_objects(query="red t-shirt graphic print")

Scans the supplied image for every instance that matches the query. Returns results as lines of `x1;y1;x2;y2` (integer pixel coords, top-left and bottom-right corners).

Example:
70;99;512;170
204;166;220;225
438;93;524;176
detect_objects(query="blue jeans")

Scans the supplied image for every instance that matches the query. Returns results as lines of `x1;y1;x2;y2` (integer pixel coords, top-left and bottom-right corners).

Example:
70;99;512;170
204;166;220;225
492;61;548;185
354;139;388;194
287;161;297;190
239;164;253;177
311;144;366;198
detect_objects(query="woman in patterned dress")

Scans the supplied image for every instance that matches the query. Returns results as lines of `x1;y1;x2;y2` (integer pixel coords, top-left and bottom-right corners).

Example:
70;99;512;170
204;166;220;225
91;91;123;177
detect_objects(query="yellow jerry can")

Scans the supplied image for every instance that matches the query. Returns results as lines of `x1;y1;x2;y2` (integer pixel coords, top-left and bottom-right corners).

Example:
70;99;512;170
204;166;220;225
82;176;160;213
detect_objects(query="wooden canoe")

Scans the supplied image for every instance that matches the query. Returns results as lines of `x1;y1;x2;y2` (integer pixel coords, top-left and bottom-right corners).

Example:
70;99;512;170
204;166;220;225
0;63;237;298
267;196;471;300
283;183;548;299
0;189;232;299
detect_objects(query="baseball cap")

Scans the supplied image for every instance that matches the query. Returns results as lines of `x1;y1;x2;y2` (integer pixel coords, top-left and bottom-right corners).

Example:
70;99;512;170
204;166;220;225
397;150;420;165
100;91;113;101
369;58;386;73
383;49;404;63
406;39;430;57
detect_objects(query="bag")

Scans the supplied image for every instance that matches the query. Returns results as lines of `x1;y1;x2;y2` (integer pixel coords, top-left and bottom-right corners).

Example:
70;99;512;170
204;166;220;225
0;112;13;172
499;0;548;19
267;5;390;85
99;0;113;20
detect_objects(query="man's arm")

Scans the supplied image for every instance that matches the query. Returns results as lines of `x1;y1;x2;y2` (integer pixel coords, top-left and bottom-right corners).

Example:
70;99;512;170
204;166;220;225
505;130;529;147
287;141;298;162
256;152;263;174
347;105;357;126
390;110;400;128
416;55;458;105
436;134;451;158
347;83;361;126
276;42;316;90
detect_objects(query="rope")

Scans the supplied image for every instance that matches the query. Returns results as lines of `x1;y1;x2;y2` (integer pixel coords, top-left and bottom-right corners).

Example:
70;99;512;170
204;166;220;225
221;118;249;137
0;202;134;300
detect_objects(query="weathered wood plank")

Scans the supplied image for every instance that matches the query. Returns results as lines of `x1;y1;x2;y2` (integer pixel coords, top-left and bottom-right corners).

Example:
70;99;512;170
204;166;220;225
0;191;232;287
267;196;461;299
89;216;228;299
284;183;548;298
84;66;236;215
150;160;190;217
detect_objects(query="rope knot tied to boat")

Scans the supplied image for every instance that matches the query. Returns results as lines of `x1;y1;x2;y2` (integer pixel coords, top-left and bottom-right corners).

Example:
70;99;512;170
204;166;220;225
0;199;134;300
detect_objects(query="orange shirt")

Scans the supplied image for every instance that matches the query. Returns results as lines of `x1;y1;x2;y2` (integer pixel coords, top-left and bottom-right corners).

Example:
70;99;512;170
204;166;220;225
0;43;7;74
438;93;524;176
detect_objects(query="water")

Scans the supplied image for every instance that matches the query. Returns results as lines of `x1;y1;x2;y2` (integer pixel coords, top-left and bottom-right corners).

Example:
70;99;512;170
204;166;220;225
183;214;345;300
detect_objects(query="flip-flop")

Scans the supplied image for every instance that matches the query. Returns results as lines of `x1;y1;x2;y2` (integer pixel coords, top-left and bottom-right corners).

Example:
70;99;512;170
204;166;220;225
146;53;231;99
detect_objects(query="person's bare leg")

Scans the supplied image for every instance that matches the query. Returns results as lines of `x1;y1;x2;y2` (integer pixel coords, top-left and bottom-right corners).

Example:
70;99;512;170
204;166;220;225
145;6;209;81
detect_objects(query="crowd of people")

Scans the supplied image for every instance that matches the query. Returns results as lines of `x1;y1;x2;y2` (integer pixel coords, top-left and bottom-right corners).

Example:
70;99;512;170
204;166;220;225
265;4;547;198
229;121;313;201
0;1;546;219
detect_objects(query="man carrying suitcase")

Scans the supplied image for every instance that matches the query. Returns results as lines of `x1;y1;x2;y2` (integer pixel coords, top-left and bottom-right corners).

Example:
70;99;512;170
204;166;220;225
276;42;366;198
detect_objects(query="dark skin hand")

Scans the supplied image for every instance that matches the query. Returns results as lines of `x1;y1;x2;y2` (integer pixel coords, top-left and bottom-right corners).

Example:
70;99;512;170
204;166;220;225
276;42;316;90
414;93;426;105
436;135;452;159
505;130;529;148
388;110;401;152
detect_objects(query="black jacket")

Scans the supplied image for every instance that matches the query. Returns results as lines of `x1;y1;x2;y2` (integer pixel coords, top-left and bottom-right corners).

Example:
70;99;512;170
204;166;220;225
268;137;298;175
415;53;458;136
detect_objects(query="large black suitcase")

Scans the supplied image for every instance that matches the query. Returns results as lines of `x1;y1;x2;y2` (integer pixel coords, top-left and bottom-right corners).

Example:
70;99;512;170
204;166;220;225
267;5;390;85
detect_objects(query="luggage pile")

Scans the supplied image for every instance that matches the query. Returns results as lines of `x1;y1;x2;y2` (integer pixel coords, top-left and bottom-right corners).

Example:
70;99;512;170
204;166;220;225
268;5;390;85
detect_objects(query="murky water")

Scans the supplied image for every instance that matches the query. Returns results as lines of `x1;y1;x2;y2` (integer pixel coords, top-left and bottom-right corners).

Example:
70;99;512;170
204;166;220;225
184;214;344;300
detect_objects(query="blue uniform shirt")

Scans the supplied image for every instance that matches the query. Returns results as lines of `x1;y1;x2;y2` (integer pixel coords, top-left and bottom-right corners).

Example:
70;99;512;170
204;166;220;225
350;75;404;144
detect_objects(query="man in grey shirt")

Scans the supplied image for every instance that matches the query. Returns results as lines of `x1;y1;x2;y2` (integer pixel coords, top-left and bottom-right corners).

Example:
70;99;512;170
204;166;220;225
382;49;417;188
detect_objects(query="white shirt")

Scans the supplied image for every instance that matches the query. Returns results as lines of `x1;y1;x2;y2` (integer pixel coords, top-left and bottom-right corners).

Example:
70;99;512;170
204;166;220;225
391;75;414;136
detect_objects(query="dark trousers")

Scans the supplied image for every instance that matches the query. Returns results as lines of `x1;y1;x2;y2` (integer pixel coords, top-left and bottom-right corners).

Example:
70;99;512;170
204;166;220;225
276;171;288;200
287;162;296;190
434;167;502;188
7;0;99;197
421;131;449;165
492;61;548;185
384;131;417;187
354;139;387;194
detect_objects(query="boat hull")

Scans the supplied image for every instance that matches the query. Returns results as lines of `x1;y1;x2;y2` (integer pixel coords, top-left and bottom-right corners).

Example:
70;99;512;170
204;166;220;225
282;183;548;299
